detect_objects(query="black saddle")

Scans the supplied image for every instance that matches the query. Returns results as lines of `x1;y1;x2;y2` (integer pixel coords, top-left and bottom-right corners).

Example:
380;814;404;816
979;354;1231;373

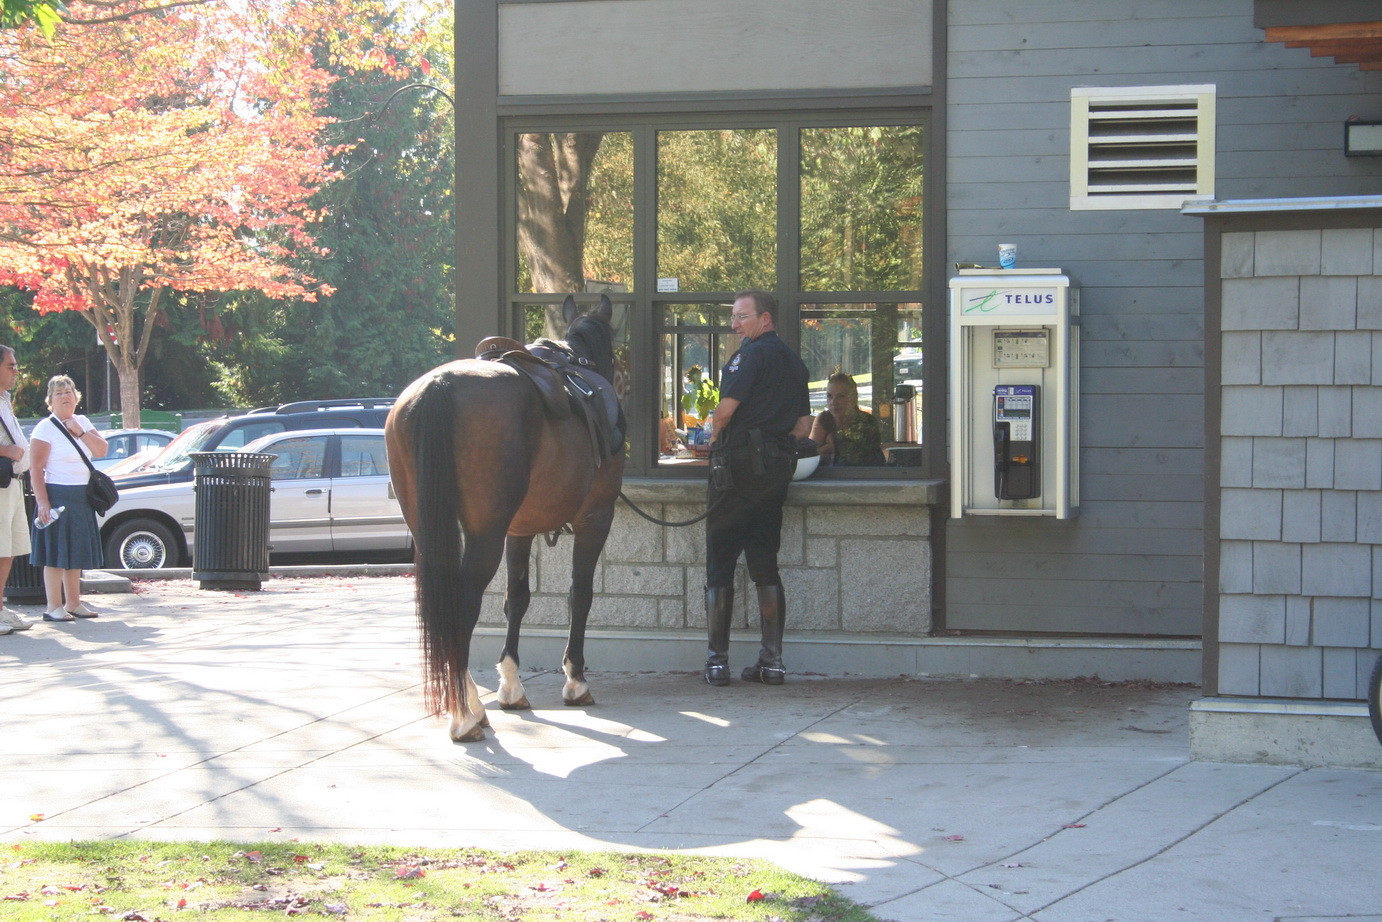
475;336;624;463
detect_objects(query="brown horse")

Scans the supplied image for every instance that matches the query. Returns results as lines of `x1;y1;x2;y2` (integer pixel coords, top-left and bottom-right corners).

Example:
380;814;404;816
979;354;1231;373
386;295;624;741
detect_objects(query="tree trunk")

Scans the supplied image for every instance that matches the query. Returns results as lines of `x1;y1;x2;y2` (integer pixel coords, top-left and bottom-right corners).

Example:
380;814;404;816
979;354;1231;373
75;266;164;430
516;131;604;296
116;359;141;429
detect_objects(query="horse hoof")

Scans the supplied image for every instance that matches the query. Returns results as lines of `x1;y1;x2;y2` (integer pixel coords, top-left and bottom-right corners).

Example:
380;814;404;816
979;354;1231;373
564;691;595;707
450;726;486;743
498;696;531;711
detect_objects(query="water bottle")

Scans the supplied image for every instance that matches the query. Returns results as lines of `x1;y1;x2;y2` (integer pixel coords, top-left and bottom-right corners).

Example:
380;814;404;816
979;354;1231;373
35;505;64;529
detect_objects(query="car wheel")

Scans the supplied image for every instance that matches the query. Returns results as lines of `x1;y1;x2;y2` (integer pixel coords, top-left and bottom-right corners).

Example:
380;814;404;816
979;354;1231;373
105;519;178;569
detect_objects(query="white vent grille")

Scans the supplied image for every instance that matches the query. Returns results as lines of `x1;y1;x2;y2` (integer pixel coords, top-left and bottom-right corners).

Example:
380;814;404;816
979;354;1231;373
1071;85;1216;210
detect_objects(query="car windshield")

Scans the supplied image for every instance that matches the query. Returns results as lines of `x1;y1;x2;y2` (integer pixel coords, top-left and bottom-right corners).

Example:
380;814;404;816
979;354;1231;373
143;420;224;471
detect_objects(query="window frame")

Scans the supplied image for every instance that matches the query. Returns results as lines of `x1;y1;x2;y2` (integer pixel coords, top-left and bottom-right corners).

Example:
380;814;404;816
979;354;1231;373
502;107;934;479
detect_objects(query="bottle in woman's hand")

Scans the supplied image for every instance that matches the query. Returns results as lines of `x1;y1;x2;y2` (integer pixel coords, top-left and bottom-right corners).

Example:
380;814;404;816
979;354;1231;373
35;506;64;529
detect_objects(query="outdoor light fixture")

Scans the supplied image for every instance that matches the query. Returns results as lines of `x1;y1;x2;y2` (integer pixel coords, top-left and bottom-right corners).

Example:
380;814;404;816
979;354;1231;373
1344;120;1382;156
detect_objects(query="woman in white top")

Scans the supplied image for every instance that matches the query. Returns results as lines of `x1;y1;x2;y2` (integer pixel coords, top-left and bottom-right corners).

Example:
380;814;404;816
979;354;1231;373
29;376;108;621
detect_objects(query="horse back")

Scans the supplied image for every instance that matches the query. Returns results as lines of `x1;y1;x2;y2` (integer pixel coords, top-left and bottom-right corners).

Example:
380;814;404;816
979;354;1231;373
389;360;544;538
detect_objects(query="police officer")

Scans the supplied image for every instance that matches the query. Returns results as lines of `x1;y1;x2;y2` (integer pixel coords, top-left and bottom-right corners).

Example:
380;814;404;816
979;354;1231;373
703;290;811;686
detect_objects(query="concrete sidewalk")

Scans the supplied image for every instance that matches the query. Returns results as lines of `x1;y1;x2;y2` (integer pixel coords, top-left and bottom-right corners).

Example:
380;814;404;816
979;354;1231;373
2;573;1379;921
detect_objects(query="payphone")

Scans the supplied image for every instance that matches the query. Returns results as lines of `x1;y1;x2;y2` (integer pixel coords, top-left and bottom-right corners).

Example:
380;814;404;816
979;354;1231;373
993;384;1039;500
949;269;1078;518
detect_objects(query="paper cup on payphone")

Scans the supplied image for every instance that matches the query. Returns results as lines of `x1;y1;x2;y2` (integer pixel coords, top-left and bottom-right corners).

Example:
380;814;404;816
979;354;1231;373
998;243;1017;269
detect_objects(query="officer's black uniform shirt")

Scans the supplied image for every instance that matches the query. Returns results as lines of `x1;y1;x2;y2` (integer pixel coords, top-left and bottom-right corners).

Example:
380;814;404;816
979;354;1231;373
718;330;810;439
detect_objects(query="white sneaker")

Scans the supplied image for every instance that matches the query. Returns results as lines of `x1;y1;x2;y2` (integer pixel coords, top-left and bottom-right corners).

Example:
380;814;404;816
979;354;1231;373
0;608;33;631
0;623;10;635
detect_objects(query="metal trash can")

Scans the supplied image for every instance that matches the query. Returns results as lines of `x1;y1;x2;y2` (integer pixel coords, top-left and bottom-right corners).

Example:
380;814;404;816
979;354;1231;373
190;452;276;591
4;484;43;601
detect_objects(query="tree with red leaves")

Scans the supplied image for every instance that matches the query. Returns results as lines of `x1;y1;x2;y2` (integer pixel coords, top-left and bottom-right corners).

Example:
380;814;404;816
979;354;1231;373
0;1;404;425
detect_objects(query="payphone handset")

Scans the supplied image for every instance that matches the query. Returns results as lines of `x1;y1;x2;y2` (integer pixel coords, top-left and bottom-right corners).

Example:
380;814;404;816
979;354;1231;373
993;384;1040;500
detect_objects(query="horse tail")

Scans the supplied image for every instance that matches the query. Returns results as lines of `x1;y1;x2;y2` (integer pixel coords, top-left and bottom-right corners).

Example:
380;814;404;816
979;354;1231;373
408;372;467;717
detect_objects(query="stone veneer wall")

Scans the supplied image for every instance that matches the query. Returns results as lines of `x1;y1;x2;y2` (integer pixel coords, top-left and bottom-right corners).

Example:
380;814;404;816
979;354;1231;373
475;480;938;637
1216;224;1382;701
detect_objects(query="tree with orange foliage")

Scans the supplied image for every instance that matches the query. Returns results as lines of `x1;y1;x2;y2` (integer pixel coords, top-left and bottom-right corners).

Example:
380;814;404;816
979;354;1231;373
0;0;404;425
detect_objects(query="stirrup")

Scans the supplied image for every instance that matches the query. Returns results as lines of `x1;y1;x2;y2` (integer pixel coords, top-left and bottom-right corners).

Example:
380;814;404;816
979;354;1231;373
703;664;731;687
741;663;785;686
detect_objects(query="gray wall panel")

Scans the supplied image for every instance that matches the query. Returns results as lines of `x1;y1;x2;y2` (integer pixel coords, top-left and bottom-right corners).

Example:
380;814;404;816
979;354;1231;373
949;525;1203;556
1081;368;1204;395
1082;447;1205;475
498;0;933;96
945;5;1380;637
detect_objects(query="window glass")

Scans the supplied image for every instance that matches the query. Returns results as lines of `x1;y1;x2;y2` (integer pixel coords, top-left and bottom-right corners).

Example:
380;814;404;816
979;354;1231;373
657;129;776;292
656;303;735;467
217;422;284;450
504;115;928;478
516;131;633;294
267;437;327;481
800;125;924;291
800;303;924;442
338;434;389;477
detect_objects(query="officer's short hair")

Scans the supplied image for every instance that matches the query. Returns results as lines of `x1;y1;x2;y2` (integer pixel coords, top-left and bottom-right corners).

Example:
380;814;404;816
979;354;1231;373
733;289;777;317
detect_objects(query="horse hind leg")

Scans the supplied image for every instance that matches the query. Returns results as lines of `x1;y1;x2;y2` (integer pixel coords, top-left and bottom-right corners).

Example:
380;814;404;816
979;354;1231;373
562;659;594;707
448;669;489;742
497;655;529;710
444;530;508;743
561;523;609;707
496;535;534;710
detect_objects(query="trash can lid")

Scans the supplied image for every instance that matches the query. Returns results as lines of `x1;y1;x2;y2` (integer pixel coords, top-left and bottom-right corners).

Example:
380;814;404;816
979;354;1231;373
189;451;278;473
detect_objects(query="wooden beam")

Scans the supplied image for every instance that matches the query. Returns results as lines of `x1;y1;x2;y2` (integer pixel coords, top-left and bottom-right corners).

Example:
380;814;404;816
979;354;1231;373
1298;38;1382;55
1330;52;1382;65
1265;21;1382;42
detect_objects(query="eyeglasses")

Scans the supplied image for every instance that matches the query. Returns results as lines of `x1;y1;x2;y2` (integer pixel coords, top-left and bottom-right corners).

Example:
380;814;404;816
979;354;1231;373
730;312;757;323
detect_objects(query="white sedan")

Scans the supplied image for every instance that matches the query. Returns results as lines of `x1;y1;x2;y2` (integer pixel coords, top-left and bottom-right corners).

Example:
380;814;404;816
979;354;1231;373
98;428;411;569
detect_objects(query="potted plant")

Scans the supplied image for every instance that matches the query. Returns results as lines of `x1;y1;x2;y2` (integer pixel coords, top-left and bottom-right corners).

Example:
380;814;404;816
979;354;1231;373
681;365;719;451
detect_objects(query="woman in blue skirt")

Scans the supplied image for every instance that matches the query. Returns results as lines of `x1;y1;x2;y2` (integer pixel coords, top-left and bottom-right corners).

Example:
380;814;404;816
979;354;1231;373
29;376;108;622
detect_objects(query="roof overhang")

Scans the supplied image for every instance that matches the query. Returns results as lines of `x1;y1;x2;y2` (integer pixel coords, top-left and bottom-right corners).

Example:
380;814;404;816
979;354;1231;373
1256;0;1382;71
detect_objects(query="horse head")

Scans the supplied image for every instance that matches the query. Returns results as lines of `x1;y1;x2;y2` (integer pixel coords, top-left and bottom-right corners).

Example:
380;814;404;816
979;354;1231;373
561;293;616;385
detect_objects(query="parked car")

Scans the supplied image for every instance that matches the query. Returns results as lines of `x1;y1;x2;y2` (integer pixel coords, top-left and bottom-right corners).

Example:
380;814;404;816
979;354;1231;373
111;399;395;490
101;446;165;477
100;427;410;569
94;428;177;471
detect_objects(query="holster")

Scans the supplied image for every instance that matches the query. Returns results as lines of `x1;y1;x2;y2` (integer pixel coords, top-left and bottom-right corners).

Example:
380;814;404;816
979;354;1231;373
710;444;734;492
748;429;768;476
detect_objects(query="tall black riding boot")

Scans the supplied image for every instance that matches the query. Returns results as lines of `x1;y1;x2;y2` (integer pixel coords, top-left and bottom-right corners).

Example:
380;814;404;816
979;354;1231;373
703;587;733;686
742;583;785;685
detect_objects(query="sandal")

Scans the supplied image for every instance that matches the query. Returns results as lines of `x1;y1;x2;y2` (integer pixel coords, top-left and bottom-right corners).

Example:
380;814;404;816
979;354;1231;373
43;608;75;622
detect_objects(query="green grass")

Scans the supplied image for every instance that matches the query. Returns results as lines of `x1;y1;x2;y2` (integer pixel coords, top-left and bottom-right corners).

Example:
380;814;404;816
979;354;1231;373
0;841;883;921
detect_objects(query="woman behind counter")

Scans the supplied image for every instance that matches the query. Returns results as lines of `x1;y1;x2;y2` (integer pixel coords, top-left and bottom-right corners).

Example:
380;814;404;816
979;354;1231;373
29;376;107;621
809;372;886;467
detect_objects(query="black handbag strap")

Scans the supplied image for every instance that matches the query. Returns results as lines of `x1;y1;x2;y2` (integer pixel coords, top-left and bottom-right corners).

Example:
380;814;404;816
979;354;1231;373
50;414;100;476
0;408;17;447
